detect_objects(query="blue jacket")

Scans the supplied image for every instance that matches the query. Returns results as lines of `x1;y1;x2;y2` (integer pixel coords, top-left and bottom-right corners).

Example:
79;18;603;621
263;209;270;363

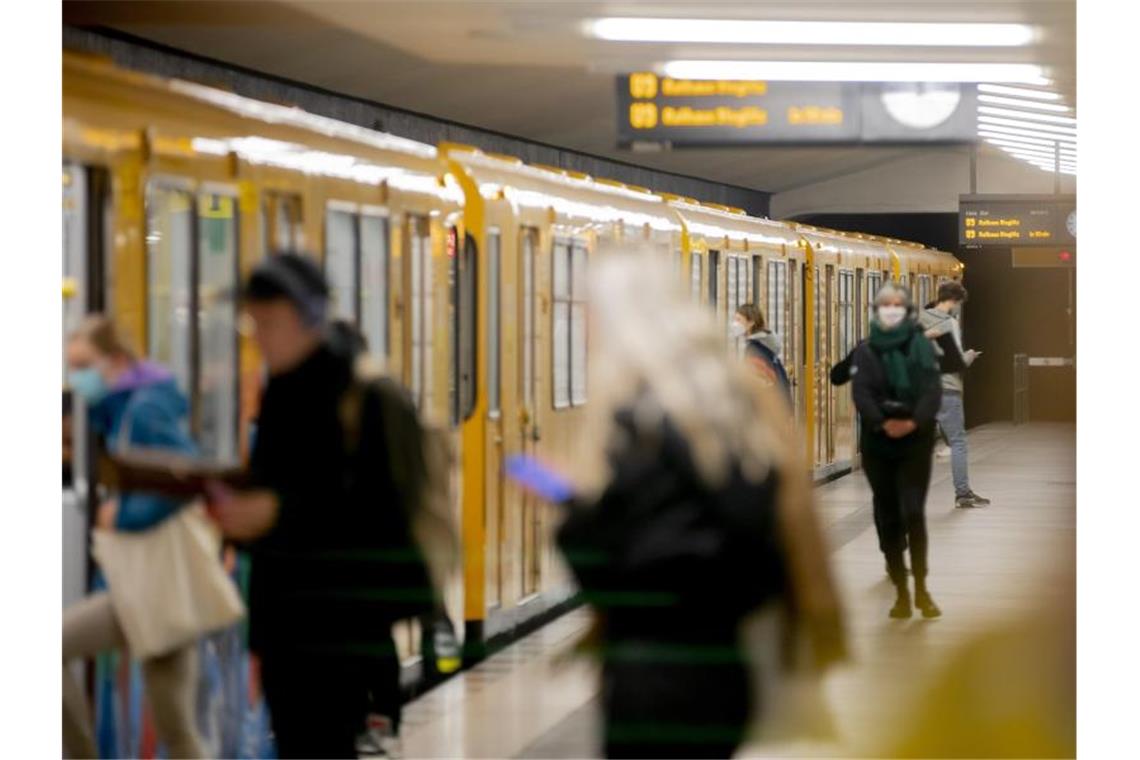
745;337;792;400
88;361;197;531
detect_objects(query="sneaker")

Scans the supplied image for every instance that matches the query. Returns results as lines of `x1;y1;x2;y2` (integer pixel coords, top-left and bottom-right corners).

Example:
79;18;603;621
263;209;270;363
889;589;913;619
357;714;399;758
956;494;983;508
965;491;991;506
935;444;952;459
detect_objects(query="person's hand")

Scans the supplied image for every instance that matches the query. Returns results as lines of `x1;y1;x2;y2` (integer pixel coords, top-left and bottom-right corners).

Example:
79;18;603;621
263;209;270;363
965;349;980;363
924;327;940;339
95;499;118;530
883;419;917;438
211;490;279;541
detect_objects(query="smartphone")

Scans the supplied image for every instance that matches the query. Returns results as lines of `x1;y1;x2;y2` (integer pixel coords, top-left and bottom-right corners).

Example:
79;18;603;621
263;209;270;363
504;455;575;503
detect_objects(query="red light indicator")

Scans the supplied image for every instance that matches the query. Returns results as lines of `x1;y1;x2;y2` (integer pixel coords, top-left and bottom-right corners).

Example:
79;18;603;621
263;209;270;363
1058;250;1072;262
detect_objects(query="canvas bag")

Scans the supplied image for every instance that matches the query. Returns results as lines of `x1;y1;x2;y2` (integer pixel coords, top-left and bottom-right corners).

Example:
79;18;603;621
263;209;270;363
91;397;245;660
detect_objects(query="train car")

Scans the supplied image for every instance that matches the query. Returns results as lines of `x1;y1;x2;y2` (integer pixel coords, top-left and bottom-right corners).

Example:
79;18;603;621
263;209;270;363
63;50;466;757
441;144;682;644
664;197;805;415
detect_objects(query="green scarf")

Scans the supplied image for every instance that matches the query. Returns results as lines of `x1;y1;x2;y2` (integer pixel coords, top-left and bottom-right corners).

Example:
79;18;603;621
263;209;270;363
869;319;936;402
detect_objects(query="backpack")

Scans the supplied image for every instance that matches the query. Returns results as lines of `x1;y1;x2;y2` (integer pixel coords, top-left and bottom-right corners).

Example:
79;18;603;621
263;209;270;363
747;338;792;398
338;371;459;627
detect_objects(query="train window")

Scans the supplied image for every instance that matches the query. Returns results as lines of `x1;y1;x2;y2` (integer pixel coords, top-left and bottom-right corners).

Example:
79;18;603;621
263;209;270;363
814;267;823;363
197;193;239;463
325;207;358;322
690;252;703;302
752;256;763;305
838;271;856;358
866;271;883;324
521;230;537;411
360;212;390;360
456;230;479;422
487;230;501;417
552;238;571;410
408;216;432;409
708;250;720;309
570;242;588;407
145;186;194;399
726;255;738;340
262;193;303;255
766;260;788;361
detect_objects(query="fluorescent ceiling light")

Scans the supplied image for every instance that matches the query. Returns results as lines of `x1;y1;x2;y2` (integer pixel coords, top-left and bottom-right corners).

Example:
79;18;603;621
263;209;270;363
978;124;1076;144
982;133;1077;151
978;105;1077;125
978;94;1071;113
977;84;1063;101
987;138;1076;156
977;115;1076;135
663;60;1048;83
588;18;1035;46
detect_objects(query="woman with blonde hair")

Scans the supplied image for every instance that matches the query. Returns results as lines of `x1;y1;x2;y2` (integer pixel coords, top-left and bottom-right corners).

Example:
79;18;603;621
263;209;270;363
552;248;845;758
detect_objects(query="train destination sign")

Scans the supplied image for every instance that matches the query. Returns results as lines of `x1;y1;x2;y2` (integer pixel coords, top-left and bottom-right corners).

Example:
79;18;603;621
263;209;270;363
617;73;977;147
958;195;1076;248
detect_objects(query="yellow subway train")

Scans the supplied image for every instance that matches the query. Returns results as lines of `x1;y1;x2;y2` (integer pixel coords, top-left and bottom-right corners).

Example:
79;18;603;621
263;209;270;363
62;51;962;661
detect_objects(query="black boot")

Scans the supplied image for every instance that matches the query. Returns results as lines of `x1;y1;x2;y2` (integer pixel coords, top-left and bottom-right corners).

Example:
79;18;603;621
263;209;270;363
889;582;912;619
913;580;942;619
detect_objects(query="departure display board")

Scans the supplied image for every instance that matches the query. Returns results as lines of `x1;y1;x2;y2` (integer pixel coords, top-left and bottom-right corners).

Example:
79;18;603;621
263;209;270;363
616;73;977;147
959;195;1076;247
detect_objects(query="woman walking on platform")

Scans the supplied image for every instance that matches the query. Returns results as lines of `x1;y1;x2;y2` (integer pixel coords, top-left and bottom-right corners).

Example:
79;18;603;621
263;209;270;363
851;283;944;619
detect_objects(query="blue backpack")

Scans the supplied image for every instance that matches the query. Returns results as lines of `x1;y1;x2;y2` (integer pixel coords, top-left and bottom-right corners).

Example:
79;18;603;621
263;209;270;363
746;338;792;399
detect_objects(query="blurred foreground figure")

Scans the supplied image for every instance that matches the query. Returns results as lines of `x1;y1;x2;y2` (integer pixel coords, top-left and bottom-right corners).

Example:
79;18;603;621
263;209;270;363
62;316;207;759
890;561;1075;758
851;284;942;619
555;251;846;759
208;254;438;758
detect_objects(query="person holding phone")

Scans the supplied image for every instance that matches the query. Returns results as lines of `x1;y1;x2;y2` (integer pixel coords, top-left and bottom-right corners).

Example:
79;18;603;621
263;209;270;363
852;283;944;620
543;250;846;759
920;281;990;509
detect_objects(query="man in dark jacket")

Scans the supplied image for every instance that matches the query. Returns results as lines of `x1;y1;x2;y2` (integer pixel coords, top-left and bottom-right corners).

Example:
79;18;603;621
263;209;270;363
208;254;433;758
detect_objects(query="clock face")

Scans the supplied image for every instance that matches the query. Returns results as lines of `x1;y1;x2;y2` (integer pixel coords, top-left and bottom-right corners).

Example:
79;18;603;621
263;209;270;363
1066;210;1077;237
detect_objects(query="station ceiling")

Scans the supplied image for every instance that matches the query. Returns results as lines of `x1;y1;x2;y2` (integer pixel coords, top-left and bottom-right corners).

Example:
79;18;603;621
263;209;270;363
65;1;1076;194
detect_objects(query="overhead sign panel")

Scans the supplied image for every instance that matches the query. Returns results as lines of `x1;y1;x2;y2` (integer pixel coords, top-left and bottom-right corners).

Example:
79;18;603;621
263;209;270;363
617;73;977;147
959;195;1076;248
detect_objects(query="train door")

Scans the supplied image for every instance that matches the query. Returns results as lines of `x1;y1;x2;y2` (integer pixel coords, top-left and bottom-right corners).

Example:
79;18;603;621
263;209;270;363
519;230;540;597
813;264;836;466
790;260;803;424
835;270;856;463
766;258;789;370
405;215;433;410
708;249;720;315
63;163;108;609
484;229;504;609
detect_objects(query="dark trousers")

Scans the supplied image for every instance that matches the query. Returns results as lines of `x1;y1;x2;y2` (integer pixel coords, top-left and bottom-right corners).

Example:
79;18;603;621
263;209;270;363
260;652;372;759
862;438;934;584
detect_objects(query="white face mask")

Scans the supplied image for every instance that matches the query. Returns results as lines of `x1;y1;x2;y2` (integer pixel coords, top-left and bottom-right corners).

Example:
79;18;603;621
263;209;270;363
878;305;907;329
730;321;747;338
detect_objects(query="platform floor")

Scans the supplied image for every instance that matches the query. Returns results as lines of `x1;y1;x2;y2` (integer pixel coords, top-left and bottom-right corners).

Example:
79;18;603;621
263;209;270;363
398;423;1075;758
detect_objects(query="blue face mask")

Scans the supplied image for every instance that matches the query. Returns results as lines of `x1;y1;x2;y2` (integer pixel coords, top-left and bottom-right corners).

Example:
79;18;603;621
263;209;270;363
69;367;109;405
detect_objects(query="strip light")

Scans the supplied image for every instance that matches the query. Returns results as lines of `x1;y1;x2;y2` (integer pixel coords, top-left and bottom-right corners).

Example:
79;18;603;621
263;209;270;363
978;94;1071;113
978;105;1077;125
979;130;1076;148
588;18;1036;46
977;84;1063;101
977;115;1076;135
663;60;1049;83
978;124;1077;144
986;138;1076;157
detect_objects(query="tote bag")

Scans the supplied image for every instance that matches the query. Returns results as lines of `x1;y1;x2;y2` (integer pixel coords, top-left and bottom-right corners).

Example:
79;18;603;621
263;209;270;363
91;397;245;660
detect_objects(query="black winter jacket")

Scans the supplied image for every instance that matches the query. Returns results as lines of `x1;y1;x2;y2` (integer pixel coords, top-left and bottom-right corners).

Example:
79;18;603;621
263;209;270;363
850;339;942;454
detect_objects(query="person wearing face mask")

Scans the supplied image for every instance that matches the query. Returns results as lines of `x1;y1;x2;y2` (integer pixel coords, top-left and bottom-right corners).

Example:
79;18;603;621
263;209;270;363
733;303;791;400
919;282;990;509
850;284;944;620
62;315;208;759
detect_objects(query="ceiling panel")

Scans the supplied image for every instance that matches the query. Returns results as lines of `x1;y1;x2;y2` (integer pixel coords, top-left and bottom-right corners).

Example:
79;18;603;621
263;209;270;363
65;0;1074;193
